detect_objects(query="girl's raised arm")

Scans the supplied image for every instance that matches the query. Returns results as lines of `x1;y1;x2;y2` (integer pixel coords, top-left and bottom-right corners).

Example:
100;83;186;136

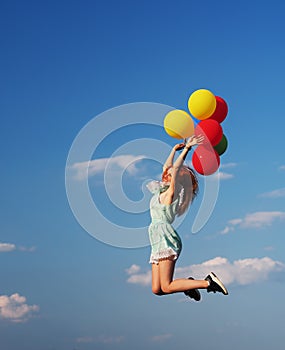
161;135;204;205
163;143;185;172
172;135;204;172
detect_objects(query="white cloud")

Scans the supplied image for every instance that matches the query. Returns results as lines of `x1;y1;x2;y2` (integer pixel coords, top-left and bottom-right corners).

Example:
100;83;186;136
70;155;147;180
212;171;234;180
228;218;243;225
98;335;124;344
220;162;238;169
126;256;285;287
264;246;274;251
0;293;39;323
125;264;141;275
279;165;285;170
0;242;35;253
220;226;234;234
175;257;285;285
127;270;152;286
75;335;124;345
259;188;285;199
0;242;16;252
18;246;36;252
209;163;236;180
220;211;285;233
150;334;173;342
76;337;94;344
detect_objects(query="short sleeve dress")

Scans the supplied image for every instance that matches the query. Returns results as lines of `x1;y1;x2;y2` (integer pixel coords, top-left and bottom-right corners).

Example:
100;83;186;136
146;181;182;264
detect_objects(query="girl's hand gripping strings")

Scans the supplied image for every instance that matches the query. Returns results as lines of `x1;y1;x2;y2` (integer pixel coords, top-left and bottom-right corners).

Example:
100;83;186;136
173;143;185;151
162;135;204;174
172;134;204;171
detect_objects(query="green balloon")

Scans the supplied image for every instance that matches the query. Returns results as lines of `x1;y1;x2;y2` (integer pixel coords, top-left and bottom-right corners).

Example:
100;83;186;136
214;134;228;155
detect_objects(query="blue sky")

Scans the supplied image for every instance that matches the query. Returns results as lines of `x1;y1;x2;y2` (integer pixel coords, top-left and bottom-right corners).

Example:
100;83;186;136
1;0;285;349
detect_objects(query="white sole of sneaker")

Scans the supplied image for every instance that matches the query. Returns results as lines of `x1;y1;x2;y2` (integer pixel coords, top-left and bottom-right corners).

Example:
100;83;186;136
210;272;228;295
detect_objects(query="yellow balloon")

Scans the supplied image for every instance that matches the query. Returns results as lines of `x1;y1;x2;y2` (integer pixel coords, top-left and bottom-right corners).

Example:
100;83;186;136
188;89;216;120
164;109;194;139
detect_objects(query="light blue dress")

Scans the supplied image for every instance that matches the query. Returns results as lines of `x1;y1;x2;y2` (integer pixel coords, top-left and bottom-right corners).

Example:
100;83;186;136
147;181;182;264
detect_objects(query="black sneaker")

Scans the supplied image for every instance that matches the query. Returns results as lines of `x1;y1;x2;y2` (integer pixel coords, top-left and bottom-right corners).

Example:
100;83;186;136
184;277;201;301
205;272;228;295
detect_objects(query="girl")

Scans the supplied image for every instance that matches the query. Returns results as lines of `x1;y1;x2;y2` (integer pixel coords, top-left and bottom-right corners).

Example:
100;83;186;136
147;135;228;300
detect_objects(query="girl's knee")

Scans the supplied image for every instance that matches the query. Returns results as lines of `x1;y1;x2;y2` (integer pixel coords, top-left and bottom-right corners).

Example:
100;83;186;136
161;284;171;294
152;286;163;295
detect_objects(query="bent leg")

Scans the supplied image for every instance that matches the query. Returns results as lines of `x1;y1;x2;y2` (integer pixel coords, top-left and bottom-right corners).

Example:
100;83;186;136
151;263;164;295
159;259;209;294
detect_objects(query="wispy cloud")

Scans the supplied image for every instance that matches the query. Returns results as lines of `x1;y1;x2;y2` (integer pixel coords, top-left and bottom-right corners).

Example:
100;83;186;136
75;337;94;344
220;162;238;169
220;211;285;234
258;188;285;199
70;155;147;180
150;334;173;342
18;246;36;252
212;171;234;180
76;335;124;345
126;256;285;287
279;165;285;171
127;269;152;286
0;242;16;252
264;246;274;251
209;163;236;180
0;242;36;253
125;264;141;275
175;257;285;285
0;293;39;323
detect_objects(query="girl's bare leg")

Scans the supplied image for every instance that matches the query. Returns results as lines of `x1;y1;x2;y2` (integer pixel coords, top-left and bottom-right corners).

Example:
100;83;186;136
159;259;209;294
151;263;164;295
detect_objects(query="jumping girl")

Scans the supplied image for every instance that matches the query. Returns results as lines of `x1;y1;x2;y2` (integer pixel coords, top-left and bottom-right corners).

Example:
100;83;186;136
147;135;228;301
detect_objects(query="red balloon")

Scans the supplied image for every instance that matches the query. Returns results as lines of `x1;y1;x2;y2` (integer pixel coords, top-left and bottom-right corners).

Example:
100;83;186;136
192;145;220;176
208;96;228;123
195;119;223;146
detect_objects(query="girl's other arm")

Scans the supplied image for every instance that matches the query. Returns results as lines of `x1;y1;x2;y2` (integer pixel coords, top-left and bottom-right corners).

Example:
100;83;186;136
163;143;185;172
172;135;204;171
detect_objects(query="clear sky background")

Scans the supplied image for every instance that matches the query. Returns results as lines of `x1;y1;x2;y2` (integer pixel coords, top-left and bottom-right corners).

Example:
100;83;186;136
1;0;285;349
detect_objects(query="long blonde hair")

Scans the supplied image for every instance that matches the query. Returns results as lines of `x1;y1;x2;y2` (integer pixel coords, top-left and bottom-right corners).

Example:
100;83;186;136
162;165;199;216
177;165;198;216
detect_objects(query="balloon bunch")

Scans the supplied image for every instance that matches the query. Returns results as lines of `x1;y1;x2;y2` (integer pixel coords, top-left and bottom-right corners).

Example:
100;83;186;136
164;89;229;176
